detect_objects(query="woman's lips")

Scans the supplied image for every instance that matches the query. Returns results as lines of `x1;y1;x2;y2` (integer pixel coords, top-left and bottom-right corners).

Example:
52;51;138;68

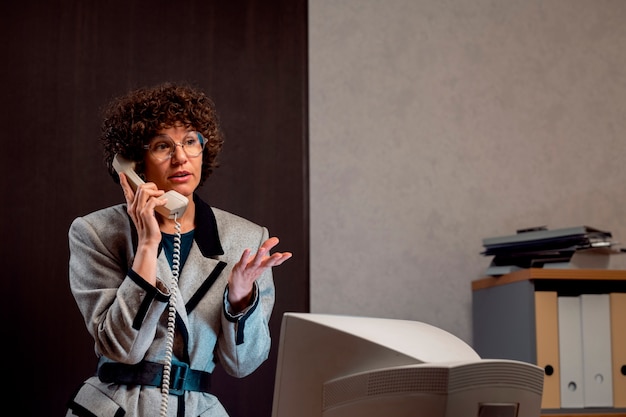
169;171;191;182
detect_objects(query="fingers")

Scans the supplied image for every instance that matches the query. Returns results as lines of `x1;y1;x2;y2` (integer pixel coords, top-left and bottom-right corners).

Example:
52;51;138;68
120;174;166;214
270;252;293;267
237;248;253;266
263;238;292;266
262;251;292;268
245;238;292;270
258;237;280;254
118;173;135;205
119;175;168;243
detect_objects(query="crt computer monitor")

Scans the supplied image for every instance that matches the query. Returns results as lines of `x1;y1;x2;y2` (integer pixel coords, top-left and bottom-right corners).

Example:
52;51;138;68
271;313;544;417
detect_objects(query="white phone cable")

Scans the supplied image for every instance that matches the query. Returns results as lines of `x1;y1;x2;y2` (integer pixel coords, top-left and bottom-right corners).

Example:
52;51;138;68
159;213;182;417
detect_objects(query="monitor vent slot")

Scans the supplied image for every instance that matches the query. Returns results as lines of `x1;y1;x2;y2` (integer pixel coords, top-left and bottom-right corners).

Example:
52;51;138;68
323;367;449;410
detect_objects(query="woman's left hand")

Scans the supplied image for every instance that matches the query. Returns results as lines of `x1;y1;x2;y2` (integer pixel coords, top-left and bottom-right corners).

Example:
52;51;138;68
228;237;292;312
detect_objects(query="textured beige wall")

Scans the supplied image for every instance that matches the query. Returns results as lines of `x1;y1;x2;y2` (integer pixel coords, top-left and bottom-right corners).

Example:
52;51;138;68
309;0;626;344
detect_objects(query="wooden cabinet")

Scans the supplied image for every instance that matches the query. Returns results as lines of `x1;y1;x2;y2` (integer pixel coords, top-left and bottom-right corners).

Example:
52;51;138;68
471;268;626;416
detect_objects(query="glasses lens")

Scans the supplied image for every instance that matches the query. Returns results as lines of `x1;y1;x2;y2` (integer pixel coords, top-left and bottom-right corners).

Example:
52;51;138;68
183;132;204;157
149;137;174;160
147;132;205;160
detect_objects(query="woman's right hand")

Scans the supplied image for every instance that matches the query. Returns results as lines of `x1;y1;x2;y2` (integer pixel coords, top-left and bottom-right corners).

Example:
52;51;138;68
119;172;166;286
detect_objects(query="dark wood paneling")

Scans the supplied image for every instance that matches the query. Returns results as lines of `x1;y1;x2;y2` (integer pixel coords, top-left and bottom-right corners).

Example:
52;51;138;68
1;1;308;416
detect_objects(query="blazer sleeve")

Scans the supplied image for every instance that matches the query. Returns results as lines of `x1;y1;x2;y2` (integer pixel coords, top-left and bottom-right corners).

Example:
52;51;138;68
68;208;170;364
215;225;276;378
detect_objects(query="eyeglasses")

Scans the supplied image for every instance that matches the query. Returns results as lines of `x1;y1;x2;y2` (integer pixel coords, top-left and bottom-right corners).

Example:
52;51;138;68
144;131;206;161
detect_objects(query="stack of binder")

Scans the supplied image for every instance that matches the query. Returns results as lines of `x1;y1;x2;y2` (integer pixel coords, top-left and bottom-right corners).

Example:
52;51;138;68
558;293;616;408
481;225;621;276
538;291;626;410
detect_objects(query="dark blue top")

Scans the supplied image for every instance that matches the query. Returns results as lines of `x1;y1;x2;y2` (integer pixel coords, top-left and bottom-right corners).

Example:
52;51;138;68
161;230;195;271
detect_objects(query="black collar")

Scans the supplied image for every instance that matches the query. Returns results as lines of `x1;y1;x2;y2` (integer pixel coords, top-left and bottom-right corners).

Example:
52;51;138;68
192;193;225;257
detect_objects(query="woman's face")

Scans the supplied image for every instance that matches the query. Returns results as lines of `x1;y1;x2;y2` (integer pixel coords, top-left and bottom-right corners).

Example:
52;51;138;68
142;123;203;197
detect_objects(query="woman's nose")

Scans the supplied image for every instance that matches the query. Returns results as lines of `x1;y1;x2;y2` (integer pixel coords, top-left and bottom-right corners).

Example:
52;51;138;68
171;142;188;163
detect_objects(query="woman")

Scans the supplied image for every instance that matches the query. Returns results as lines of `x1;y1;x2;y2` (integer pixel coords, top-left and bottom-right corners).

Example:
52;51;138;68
66;82;292;417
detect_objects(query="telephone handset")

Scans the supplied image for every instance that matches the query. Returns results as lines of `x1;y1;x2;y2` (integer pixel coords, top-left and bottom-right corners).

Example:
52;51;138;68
113;154;188;219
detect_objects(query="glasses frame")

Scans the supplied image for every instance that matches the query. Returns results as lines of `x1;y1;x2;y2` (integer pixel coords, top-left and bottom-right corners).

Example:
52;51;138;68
143;131;206;162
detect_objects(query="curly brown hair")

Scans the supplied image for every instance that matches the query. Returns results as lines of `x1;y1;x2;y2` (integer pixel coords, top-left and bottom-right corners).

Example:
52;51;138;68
101;82;224;187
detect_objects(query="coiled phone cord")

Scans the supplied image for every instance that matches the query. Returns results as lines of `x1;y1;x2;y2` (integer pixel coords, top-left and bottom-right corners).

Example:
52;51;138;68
159;214;182;417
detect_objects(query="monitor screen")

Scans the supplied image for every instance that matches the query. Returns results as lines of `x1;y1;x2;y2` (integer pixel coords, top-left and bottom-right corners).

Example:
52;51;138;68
271;313;544;417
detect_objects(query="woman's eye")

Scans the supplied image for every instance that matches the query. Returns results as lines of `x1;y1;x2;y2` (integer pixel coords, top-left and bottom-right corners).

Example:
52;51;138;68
154;142;172;151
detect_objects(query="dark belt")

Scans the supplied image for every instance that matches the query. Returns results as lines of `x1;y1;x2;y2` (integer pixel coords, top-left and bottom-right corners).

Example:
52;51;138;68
98;359;211;396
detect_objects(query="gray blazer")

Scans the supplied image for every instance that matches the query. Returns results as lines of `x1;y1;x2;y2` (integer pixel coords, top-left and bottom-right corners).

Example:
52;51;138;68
66;194;275;417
